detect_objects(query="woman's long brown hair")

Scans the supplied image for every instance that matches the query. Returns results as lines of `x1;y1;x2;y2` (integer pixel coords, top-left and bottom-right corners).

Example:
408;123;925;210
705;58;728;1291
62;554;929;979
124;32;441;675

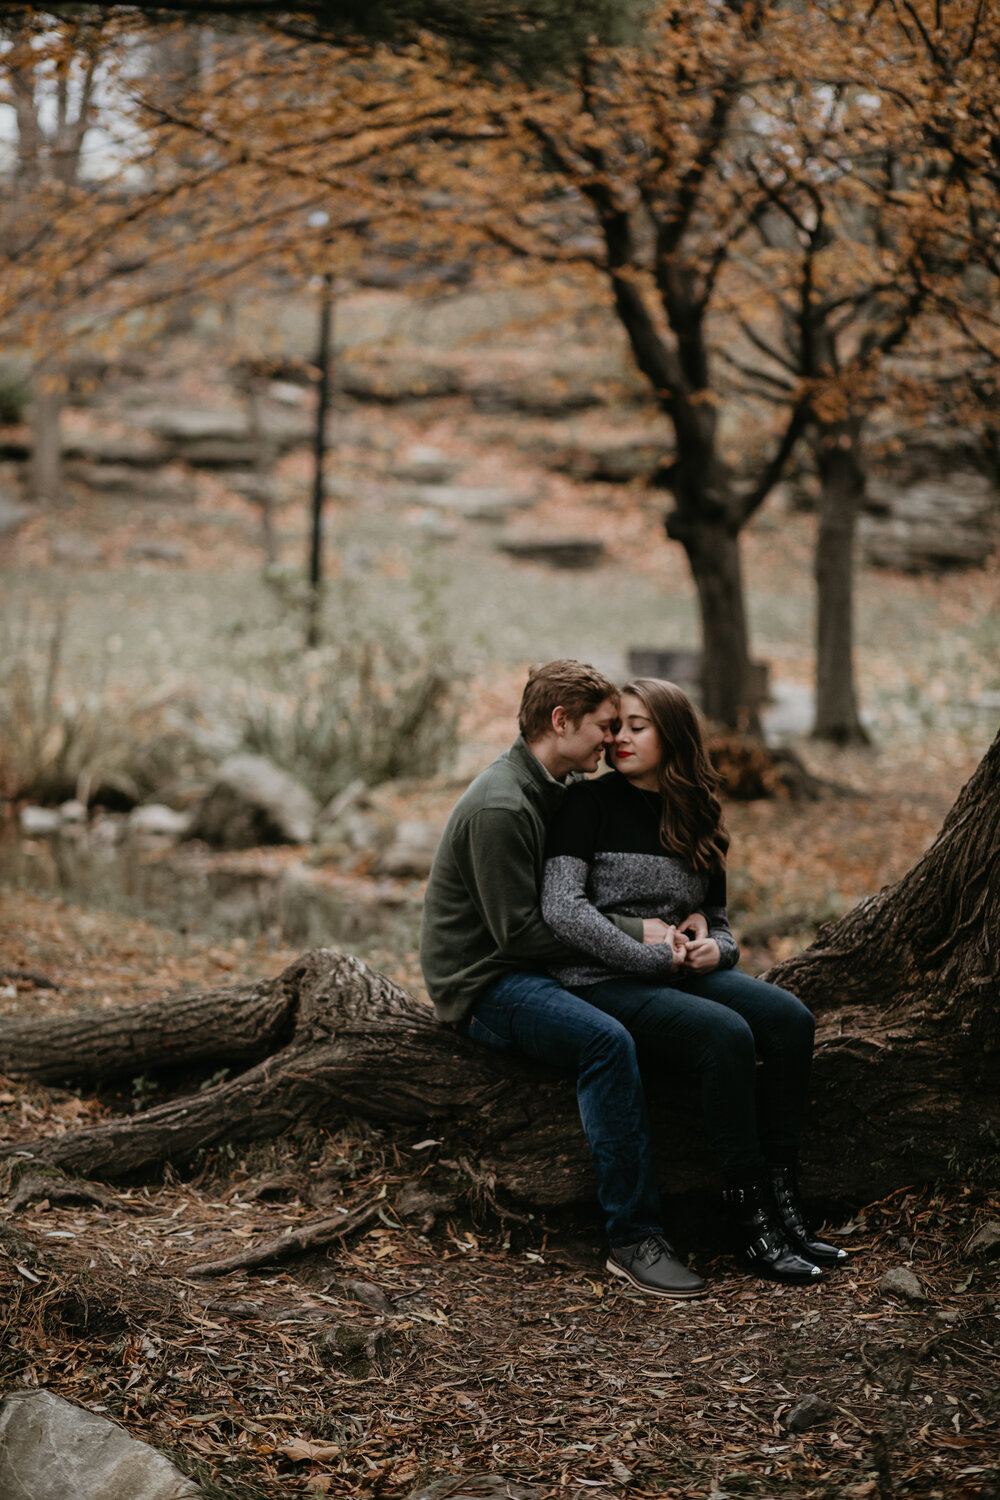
621;678;728;873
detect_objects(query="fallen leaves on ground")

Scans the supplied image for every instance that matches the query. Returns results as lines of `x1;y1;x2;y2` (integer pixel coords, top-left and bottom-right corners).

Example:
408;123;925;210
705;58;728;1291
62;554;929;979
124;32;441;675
0;1126;996;1500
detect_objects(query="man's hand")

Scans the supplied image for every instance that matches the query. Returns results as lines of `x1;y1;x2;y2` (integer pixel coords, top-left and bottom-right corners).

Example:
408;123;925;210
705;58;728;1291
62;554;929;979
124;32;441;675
642;918;675;945
641;919;688;967
678;912;709;942
681;937;721;973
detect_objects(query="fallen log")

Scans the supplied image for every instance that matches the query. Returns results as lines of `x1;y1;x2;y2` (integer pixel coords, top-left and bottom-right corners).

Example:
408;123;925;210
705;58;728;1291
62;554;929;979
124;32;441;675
1;731;997;1211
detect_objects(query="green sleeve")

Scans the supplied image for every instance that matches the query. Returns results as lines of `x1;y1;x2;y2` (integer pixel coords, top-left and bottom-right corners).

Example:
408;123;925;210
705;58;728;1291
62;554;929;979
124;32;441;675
607;913;645;942
460;807;580;964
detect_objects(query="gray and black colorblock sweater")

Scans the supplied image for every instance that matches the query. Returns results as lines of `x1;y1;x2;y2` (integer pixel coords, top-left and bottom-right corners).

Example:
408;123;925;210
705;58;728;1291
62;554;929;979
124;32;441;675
541;770;740;987
420;737;645;1024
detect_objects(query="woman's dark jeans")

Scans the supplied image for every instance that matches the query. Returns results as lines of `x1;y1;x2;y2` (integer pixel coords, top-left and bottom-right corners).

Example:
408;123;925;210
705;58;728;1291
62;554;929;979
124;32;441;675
461;967;814;1246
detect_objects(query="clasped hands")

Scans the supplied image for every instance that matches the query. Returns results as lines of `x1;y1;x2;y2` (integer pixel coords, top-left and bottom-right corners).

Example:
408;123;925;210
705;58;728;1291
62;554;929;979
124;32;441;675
641;911;720;972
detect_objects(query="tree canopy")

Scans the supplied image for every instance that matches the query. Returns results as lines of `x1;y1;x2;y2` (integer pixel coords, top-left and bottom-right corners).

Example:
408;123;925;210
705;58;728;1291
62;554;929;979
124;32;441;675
22;0;649;75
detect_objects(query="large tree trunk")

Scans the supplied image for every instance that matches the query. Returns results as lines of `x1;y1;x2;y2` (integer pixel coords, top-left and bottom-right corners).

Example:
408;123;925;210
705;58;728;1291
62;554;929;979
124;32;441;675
812;421;869;744
597;221;761;734
665;507;759;733
3;733;998;1207
768;730;999;1047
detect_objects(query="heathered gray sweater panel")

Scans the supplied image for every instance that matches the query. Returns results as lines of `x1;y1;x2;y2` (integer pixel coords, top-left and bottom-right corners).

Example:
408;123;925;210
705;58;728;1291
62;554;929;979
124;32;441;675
541;779;740;987
542;854;682;983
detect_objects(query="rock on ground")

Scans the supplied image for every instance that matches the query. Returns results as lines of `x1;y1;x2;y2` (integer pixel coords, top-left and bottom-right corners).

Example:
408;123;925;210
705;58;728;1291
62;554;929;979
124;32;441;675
186;755;319;849
129;804;191;838
49;532;103;564
783;1394;834;1433
391;444;464;484
496;536;605;569
879;1266;927;1302
964;1220;1000;1260
0;496;33;535
860;473;998;572
413;485;536;521
126;540;189;564
376;819;442;878
339;359;461;402
19;806;63;836
0;1389;201;1500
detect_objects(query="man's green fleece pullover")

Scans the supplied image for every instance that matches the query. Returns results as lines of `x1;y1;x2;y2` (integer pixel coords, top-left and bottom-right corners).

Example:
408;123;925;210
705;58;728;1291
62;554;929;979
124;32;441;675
419;736;643;1024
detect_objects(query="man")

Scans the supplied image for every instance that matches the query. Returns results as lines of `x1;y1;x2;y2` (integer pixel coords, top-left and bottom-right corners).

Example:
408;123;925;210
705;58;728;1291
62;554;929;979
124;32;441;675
420;659;706;1299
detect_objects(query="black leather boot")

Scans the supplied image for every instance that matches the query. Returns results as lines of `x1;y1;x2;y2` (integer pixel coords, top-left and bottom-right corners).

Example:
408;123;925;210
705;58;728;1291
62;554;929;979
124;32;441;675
768;1164;849;1267
723;1180;824;1285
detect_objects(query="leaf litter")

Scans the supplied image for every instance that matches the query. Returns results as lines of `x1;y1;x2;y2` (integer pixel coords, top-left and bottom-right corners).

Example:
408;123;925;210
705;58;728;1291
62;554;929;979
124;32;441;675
0;1059;997;1500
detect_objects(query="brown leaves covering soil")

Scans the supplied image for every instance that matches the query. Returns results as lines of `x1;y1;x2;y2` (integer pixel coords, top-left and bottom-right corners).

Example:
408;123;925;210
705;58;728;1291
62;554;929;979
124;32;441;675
1;891;998;1500
0;1111;997;1500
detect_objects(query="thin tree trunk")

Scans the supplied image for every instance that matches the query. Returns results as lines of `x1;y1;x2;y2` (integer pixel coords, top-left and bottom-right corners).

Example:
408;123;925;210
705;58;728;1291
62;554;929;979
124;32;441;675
812;422;869;744
306;273;333;650
597;228;761;734
30;385;62;501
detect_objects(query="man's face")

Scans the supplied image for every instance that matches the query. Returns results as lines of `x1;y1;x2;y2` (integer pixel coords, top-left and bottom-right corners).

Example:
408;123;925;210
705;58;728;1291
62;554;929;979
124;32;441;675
559;697;619;774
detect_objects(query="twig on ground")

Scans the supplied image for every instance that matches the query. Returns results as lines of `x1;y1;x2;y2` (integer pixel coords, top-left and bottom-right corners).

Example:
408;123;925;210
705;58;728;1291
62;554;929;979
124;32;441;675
185;1198;383;1277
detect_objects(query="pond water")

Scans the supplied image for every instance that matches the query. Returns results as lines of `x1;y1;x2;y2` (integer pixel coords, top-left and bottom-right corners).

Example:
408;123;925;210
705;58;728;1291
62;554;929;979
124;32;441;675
0;822;422;951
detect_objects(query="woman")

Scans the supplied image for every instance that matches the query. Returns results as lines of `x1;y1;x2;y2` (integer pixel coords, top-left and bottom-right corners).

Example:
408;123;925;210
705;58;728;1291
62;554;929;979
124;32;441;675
541;678;846;1284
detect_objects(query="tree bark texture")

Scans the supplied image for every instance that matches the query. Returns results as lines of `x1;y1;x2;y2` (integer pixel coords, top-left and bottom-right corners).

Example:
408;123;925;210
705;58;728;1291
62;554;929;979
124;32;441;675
812;423;869;744
667;511;760;733
3;733;997;1208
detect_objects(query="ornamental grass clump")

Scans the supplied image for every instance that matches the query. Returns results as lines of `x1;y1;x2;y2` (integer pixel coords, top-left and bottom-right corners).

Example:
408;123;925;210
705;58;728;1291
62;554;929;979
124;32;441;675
0;609;210;807
234;623;462;805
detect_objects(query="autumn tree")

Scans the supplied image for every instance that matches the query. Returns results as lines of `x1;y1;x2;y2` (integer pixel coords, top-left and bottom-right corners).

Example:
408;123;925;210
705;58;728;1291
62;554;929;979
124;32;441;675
719;48;942;744
0;15;480;438
879;0;1000;486
436;0;991;738
0;11;113;498
33;0;648;76
443;1;819;729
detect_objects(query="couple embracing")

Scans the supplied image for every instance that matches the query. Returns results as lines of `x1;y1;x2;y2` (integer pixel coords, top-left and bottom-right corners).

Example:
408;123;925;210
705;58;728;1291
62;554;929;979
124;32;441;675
419;660;845;1300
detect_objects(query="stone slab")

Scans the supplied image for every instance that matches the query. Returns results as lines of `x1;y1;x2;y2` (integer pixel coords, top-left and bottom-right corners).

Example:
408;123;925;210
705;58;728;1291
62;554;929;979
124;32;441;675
413;485;537;521
497;536;605;569
0;496;33;535
0;1389;201;1500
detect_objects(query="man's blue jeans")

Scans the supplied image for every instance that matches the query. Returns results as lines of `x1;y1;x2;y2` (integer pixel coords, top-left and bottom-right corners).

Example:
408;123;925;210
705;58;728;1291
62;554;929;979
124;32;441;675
461;967;814;1247
460;970;665;1247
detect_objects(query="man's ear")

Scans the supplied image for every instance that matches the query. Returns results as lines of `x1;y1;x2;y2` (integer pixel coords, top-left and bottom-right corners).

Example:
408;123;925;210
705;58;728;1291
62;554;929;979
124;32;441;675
551;705;569;736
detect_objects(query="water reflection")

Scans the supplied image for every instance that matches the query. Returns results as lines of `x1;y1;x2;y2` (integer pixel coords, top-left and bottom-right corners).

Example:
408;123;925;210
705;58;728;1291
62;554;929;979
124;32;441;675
0;822;420;949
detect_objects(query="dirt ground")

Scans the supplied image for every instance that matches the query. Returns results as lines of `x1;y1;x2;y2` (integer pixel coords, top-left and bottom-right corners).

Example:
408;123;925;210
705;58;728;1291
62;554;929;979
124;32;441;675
1;890;998;1500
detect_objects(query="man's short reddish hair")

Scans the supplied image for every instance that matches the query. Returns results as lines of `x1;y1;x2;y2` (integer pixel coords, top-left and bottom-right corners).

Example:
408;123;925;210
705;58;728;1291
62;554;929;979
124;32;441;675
518;659;619;743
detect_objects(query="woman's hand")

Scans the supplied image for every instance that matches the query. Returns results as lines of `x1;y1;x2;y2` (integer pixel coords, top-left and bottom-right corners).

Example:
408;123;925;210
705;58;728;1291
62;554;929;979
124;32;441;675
681;937;721;973
678;912;709;942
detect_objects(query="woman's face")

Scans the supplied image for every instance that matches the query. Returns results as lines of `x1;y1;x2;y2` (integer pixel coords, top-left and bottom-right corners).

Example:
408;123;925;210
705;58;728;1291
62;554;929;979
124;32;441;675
608;692;662;789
